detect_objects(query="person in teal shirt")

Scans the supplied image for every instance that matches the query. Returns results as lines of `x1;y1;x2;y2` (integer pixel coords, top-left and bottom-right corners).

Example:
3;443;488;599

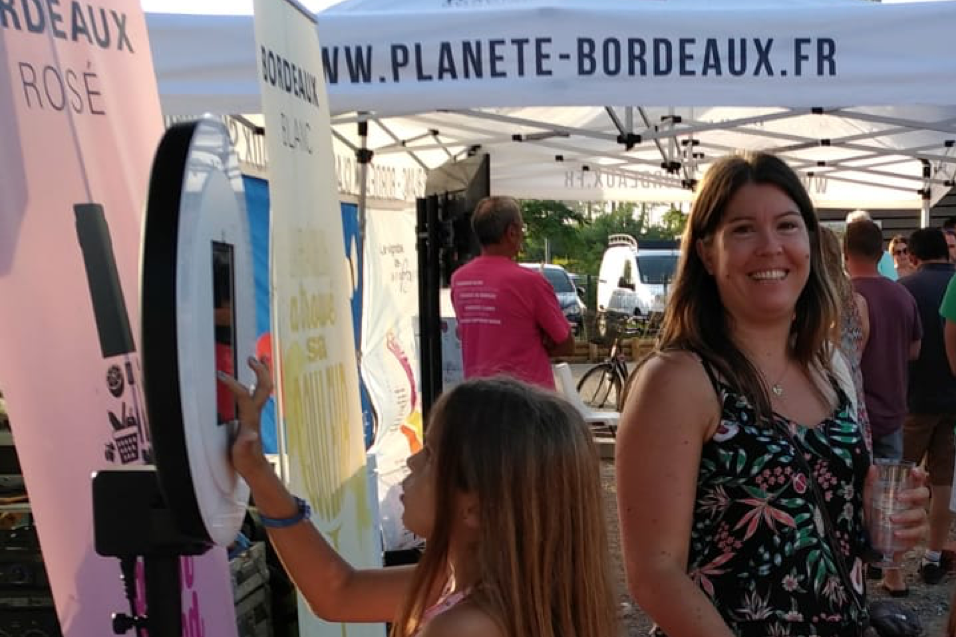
941;274;956;376
878;251;898;280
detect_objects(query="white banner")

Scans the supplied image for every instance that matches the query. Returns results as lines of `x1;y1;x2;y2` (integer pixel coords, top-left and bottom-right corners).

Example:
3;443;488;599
146;0;956;113
252;1;382;636
318;0;956;111
361;207;423;551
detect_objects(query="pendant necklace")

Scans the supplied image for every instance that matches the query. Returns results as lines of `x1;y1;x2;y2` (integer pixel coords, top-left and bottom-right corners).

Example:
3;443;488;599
770;364;789;398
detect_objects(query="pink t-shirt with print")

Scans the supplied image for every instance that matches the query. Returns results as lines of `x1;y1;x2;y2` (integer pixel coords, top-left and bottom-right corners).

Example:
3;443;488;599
451;256;571;389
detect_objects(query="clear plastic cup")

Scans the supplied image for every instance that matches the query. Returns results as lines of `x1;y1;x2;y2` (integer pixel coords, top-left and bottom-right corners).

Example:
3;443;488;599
867;459;915;569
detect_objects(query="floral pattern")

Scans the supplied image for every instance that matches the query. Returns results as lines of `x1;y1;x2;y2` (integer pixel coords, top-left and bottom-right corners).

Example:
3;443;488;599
656;375;870;637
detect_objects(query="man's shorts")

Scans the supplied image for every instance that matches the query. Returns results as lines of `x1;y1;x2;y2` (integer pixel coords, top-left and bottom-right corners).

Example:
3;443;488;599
902;412;956;487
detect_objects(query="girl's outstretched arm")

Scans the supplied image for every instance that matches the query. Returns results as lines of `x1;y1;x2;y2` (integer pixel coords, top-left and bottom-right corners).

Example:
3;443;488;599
221;356;414;623
615;352;735;637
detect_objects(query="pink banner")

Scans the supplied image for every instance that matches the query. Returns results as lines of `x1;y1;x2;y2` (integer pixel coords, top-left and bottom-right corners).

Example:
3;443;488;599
0;3;237;636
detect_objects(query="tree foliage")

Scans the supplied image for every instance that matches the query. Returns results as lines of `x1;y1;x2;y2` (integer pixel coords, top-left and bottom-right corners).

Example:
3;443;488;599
519;200;688;277
518;200;586;265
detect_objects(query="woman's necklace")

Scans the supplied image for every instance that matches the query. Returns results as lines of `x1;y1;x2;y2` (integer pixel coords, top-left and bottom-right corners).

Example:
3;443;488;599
770;363;790;398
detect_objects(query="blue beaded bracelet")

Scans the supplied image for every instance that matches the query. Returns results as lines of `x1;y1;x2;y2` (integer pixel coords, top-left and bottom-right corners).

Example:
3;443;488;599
259;497;311;528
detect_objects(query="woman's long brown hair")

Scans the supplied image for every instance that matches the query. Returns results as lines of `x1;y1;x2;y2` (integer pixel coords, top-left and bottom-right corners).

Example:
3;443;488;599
648;152;840;423
392;377;617;637
819;225;852;337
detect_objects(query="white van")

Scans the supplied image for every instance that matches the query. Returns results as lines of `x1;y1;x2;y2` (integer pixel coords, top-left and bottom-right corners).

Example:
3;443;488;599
597;235;679;317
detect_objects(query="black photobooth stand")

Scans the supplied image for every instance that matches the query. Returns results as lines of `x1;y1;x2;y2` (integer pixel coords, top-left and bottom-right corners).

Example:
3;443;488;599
92;468;207;637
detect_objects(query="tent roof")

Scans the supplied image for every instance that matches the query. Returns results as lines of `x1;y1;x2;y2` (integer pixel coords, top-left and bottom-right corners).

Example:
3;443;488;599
144;0;956;208
326;105;956;208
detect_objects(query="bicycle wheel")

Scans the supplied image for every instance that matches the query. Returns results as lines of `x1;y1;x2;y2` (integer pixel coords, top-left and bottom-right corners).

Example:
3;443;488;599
576;363;623;410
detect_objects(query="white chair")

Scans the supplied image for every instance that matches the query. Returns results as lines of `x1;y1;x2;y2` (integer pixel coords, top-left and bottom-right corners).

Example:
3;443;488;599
552;363;620;436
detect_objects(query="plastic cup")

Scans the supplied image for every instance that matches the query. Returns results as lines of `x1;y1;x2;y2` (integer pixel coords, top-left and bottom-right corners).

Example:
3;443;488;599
867;459;915;569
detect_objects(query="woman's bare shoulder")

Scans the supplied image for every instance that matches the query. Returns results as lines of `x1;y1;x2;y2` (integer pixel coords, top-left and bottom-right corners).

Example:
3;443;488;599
633;349;712;393
420;602;504;637
624;349;719;428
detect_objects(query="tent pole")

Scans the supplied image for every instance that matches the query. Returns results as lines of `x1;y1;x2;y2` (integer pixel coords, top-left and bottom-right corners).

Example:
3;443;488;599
357;116;372;250
355;118;373;415
921;159;931;228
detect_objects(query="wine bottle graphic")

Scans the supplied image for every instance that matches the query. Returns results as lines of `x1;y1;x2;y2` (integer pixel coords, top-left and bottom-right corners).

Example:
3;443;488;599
74;203;134;357
75;203;150;456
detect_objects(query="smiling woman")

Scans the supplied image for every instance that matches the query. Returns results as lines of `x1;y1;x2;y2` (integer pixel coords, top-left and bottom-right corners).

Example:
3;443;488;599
698;182;811;335
615;152;931;637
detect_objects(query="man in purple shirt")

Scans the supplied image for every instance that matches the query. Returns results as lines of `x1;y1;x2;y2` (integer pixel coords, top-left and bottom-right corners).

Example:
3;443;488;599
845;219;922;594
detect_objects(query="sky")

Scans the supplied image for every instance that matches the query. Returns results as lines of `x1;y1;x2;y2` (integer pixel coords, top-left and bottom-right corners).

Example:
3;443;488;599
141;0;950;14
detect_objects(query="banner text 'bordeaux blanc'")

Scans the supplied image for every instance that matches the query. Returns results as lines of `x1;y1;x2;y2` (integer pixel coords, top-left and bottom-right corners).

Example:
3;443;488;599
323;36;836;84
260;46;319;154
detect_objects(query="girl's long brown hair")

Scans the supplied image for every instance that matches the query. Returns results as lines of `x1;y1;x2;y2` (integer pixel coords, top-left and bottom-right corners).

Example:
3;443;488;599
650;152;839;422
392;377;617;637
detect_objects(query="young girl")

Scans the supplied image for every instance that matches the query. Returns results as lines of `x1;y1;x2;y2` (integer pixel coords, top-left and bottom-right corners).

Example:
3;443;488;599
222;359;616;637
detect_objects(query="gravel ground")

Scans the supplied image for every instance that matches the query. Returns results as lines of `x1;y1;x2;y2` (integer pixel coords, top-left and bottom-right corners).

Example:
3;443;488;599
600;460;956;636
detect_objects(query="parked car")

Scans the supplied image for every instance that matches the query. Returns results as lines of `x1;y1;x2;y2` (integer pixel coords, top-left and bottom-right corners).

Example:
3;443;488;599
519;263;587;336
596;235;679;317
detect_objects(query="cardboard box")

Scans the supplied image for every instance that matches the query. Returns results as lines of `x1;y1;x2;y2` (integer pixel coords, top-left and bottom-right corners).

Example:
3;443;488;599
235;583;272;637
231;542;272;637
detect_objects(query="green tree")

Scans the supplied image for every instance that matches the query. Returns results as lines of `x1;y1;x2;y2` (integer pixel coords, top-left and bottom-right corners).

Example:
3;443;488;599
517;199;685;276
519;200;586;264
658;207;688;237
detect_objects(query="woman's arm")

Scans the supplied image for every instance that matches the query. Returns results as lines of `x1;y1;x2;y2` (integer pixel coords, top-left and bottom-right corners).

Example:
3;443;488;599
223;357;414;623
615;352;735;637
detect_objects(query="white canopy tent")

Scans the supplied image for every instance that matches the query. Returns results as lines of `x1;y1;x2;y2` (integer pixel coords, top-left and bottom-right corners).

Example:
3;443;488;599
144;0;956;216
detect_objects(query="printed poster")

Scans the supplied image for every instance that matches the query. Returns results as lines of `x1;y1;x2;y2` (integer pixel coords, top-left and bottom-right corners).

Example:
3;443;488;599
361;207;423;551
0;1;237;635
252;1;382;635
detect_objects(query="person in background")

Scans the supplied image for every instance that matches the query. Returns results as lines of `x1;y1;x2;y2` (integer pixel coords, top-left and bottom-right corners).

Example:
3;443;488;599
844;218;922;595
616;152;929;637
222;363;617;637
846;210;898;280
943;229;956;264
450;196;574;389
944;271;956;376
942;218;956;263
942;248;956;636
888;234;916;278
820;226;872;452
897;228;956;586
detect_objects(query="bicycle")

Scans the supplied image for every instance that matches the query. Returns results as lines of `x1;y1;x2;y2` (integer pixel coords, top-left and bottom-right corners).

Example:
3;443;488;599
577;314;648;411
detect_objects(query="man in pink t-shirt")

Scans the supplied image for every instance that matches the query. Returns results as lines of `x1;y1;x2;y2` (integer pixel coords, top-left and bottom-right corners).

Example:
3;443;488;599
451;196;574;389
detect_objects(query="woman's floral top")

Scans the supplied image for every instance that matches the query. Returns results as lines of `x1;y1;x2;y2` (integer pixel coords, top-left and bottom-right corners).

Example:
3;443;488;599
657;363;870;637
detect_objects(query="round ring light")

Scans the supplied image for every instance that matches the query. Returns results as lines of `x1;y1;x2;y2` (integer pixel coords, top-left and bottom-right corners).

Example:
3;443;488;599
141;117;254;547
